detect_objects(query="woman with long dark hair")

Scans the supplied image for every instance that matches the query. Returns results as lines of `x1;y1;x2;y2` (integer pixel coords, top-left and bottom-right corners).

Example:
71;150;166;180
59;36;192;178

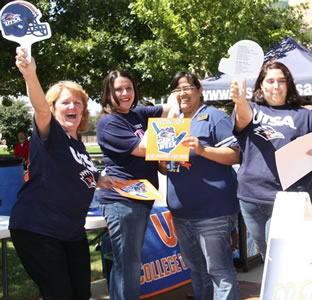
230;61;312;259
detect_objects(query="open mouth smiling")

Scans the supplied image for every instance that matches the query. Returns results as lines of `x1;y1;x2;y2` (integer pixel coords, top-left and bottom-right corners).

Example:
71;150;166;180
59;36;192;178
66;113;77;120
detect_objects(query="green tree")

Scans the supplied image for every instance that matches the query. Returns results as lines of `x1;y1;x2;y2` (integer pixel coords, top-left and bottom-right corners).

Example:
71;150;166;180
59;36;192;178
0;0;310;102
0;0;153;101
0;98;32;151
130;0;311;89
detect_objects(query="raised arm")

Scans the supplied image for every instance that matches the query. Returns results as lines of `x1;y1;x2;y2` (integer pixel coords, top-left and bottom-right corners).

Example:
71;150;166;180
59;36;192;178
15;47;51;140
230;80;253;132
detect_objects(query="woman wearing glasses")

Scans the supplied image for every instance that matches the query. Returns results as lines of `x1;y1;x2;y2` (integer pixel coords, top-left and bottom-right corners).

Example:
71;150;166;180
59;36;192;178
230;61;312;260
160;71;240;300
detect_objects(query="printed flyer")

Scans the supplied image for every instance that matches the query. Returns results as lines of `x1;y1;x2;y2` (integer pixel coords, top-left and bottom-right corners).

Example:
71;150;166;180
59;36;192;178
145;118;190;161
114;179;163;200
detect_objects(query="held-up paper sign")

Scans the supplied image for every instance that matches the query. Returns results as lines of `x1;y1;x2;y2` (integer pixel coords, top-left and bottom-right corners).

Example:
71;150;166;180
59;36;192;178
275;132;312;190
218;40;264;92
0;1;51;62
145;118;190;161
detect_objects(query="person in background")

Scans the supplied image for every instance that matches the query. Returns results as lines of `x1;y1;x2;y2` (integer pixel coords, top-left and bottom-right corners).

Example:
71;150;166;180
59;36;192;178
10;47;122;300
96;70;171;300
160;71;240;300
14;130;30;170
230;61;312;259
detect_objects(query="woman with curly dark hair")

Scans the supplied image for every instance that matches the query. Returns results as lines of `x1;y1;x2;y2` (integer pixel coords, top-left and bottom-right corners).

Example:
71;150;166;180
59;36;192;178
230;61;312;259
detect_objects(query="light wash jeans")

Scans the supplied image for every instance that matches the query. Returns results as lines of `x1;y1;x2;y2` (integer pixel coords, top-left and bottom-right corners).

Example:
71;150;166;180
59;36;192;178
100;201;151;300
239;200;273;260
173;214;240;300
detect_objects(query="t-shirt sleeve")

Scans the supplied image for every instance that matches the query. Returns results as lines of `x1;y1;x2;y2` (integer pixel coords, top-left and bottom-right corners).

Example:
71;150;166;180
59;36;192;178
31;114;53;149
97;116;141;157
145;105;163;118
211;110;238;148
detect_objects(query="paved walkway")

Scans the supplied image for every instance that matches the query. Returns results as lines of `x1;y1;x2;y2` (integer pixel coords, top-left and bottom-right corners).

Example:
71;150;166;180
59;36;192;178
90;263;264;300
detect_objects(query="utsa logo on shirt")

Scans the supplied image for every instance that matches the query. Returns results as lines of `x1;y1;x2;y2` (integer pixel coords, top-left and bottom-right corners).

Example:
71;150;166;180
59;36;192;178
254;125;285;141
79;170;96;188
252;108;296;129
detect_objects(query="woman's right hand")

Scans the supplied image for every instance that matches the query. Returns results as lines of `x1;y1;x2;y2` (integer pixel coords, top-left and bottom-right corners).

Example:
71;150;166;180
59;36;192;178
230;79;247;104
15;47;36;79
230;79;253;131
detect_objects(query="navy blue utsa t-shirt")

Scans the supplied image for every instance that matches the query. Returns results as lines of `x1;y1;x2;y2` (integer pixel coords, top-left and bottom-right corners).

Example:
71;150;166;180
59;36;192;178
9;116;99;241
233;102;312;204
96;105;163;206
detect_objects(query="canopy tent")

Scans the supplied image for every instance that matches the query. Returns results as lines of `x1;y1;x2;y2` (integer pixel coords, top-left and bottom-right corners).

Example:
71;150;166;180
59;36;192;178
201;36;312;105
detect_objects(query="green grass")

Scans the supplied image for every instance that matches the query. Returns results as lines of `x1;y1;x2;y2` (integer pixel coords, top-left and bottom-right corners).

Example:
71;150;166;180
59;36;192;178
0;146;10;156
86;145;101;153
0;230;104;299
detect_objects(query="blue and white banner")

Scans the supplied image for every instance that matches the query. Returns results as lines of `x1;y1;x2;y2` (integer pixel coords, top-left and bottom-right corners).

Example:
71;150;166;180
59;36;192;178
88;191;191;298
140;206;191;298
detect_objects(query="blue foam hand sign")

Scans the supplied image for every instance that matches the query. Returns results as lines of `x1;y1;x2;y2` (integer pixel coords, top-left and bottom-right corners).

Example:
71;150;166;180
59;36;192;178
152;122;187;154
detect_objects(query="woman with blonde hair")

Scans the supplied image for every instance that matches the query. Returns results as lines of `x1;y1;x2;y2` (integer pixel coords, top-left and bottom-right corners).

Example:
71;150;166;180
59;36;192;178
9;47;122;300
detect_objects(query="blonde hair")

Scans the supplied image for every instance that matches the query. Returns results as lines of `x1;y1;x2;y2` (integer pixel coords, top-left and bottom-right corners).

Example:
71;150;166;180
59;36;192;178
45;81;89;132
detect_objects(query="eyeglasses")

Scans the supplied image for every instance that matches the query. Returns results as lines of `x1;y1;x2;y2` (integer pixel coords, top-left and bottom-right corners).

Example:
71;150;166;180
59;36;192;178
172;86;196;94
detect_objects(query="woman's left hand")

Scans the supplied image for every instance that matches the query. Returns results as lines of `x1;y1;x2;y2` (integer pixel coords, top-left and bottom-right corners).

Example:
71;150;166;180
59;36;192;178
97;176;125;189
181;136;204;155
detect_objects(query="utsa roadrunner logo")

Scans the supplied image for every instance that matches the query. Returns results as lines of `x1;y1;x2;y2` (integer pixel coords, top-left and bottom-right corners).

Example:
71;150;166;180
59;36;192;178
254;125;285;141
79;170;96;188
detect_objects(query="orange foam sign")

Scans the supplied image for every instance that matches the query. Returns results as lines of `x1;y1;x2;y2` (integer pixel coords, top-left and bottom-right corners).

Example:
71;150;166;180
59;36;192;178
114;179;162;200
145;118;190;161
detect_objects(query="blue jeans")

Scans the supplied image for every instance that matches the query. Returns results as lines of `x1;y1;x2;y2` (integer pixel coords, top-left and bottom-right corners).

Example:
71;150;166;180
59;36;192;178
100;201;151;300
173;214;240;300
239;200;273;259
